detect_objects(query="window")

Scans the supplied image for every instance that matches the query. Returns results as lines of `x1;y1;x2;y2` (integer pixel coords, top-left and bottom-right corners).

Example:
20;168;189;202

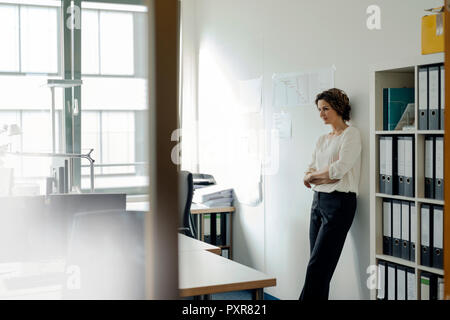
0;5;19;72
80;2;148;193
0;1;148;195
0;0;61;186
82;9;134;75
20;5;59;73
0;2;59;74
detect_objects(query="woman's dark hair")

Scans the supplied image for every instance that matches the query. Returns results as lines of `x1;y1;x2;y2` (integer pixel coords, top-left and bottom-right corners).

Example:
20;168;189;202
315;88;351;121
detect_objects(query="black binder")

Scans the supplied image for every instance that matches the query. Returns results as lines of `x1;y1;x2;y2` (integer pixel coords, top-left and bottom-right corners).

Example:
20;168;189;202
428;65;440;130
382;199;392;256
403;136;414;197
432;205;443;269
400;201;410;260
392;200;402;258
420;204;433;267
410;203;416;262
396;136;405;196
386;136;396;195
418;66;429;130
424;136;435;198
379;136;386;193
434;136;444;200
210;213;217;245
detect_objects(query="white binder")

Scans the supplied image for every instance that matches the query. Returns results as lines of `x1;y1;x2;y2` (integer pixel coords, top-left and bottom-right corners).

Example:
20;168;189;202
421;273;431;300
421;206;430;248
433;206;443;267
404;137;414;197
401;201;410;259
407;269;416;300
438;277;444;300
397;137;405;196
392;201;402;257
383;200;392;254
425;137;434;198
386;137;393;193
396;267;406;300
419;67;428;130
387;264;396;300
410;203;417;262
429;66;440;129
377;262;386;300
435;137;444;199
379;137;386;193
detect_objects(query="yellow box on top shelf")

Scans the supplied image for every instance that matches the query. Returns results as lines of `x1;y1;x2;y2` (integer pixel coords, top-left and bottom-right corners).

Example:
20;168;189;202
422;7;445;55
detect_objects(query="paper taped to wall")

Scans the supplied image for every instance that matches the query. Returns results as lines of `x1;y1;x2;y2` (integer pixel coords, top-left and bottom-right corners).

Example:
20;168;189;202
238;76;262;113
272;67;335;107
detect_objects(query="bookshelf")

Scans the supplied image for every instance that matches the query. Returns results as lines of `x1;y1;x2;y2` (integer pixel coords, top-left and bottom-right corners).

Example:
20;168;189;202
370;53;445;300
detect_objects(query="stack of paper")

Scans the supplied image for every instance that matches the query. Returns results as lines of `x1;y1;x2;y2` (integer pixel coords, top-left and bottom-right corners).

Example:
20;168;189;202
193;185;233;207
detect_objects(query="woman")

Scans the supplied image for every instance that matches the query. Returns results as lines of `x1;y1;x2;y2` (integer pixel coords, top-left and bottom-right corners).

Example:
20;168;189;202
299;88;361;300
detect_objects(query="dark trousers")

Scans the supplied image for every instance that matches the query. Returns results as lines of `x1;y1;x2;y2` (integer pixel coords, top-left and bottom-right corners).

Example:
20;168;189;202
299;191;357;300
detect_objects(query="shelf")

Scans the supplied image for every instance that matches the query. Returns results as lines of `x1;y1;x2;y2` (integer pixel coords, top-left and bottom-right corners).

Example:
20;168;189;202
376;254;445;276
415;198;444;206
417;265;444;276
375;130;445;135
417;130;444;135
375;193;415;202
371;58;445;300
375;254;416;269
375;194;444;205
375;130;415;135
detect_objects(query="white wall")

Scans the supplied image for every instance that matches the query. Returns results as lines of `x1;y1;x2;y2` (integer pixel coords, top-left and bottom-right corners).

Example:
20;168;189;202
188;0;444;299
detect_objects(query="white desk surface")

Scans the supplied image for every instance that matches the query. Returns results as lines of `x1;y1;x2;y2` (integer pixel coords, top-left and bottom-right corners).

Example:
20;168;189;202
178;250;276;297
178;233;221;255
0;235;274;299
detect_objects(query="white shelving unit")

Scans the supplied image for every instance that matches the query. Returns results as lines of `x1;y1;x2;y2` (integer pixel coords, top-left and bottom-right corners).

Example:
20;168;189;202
370;53;445;300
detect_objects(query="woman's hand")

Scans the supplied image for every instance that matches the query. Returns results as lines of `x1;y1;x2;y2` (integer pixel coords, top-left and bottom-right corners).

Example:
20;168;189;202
303;173;312;188
309;175;339;185
307;167;340;186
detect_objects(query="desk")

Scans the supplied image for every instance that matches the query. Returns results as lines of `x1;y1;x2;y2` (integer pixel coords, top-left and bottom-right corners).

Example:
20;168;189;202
190;203;235;259
179;250;276;299
125;201;235;259
178;233;221;255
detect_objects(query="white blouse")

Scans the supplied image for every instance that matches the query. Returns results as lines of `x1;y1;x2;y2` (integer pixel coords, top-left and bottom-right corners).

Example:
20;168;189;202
306;126;362;195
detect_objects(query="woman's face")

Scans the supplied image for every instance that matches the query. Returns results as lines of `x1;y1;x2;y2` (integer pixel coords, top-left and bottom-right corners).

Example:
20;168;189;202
317;99;340;125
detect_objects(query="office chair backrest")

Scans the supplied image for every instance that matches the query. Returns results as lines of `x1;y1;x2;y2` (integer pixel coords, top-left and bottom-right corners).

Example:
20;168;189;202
63;209;145;300
179;170;195;238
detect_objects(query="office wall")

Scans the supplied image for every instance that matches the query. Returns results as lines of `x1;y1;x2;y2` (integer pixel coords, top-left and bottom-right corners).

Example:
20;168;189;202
188;0;444;299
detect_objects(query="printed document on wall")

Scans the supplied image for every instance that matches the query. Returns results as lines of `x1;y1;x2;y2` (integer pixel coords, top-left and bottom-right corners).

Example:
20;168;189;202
238;76;262;114
272;67;335;107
